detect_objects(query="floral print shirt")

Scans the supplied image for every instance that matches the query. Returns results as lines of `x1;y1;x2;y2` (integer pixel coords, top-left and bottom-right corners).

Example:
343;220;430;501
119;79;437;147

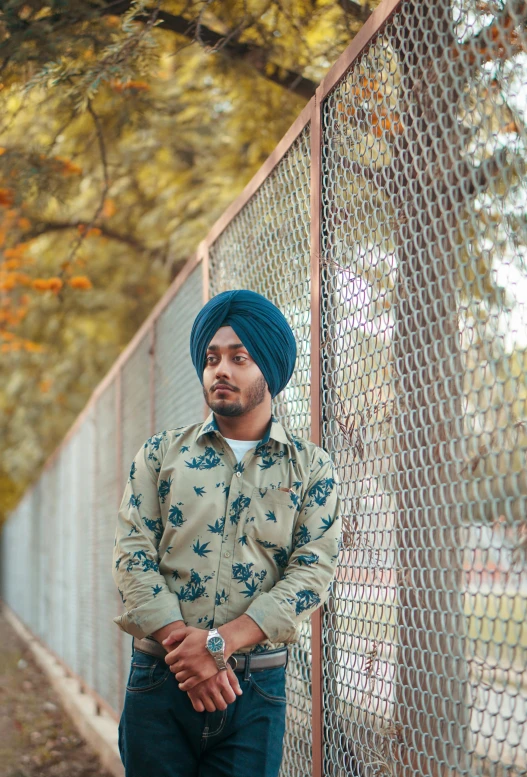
112;412;341;652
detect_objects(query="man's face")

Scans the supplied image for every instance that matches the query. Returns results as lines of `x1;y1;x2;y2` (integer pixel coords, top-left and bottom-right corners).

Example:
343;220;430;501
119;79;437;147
202;326;269;417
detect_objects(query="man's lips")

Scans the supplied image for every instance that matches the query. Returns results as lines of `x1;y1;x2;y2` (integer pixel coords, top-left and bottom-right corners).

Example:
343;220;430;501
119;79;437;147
212;384;237;393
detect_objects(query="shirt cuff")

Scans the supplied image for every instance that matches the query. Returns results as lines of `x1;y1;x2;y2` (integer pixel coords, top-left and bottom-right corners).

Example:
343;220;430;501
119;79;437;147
113;593;184;639
245;592;299;644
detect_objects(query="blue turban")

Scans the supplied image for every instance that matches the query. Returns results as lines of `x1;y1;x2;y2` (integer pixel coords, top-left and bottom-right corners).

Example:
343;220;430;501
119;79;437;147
190;290;297;398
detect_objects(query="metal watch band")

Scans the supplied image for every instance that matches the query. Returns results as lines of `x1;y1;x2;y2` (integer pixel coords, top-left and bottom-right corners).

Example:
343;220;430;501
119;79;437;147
207;628;228;671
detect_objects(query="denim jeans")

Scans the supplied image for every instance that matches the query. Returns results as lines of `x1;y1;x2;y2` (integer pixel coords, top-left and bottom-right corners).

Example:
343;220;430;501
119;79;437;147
118;642;287;777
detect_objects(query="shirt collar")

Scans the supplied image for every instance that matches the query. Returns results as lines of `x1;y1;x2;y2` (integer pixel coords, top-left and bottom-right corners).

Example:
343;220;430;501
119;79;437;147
197;412;289;449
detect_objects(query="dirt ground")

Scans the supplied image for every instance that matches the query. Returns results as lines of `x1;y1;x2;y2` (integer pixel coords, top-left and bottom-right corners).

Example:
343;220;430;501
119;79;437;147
0;608;114;777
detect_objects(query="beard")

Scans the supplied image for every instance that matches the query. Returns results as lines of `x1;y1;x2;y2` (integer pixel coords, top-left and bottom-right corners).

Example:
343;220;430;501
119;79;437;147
204;374;268;417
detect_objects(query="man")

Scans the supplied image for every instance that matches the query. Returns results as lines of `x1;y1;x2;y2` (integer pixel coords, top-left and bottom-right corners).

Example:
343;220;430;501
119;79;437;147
112;289;341;777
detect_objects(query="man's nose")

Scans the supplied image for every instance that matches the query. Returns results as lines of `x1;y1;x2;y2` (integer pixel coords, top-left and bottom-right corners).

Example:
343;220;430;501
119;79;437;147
214;358;231;379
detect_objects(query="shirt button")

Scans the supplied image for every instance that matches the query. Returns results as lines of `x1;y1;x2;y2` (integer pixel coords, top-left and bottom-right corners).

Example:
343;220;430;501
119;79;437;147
236;472;242;478
224;551;231;558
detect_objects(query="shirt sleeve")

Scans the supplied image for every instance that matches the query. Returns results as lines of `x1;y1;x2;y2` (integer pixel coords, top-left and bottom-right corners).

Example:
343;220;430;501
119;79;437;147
112;434;184;639
244;448;341;644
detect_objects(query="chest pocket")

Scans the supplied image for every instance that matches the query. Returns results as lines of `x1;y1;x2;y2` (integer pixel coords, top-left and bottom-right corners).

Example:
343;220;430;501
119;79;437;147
243;487;298;562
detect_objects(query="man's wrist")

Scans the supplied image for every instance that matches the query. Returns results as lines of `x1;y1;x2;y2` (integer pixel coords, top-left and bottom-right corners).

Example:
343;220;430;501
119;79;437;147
218;614;266;657
150;619;185;644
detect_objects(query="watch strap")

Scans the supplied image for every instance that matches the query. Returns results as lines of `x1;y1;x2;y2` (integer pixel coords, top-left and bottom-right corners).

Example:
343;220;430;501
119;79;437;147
206;628;228;671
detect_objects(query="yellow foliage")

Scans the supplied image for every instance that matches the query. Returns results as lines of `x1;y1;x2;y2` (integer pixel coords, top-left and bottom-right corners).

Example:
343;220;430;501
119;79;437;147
39;379;52;393
0;148;6;155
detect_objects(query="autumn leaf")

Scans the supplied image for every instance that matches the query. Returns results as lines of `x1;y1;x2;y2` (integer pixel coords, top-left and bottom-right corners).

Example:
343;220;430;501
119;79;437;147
68;275;92;289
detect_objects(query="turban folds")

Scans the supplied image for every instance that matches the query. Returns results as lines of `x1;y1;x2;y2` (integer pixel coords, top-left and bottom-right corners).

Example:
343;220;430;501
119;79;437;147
190;290;297;398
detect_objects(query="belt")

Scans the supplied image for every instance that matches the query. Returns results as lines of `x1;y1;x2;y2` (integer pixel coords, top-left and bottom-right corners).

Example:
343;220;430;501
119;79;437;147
133;636;288;672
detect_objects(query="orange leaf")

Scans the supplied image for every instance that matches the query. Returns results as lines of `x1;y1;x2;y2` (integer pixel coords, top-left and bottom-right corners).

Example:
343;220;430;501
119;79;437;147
56;157;83;176
4;243;29;260
23;341;46;353
69;275;93;290
102;198;116;218
0;277;17;291
48;277;63;293
15;272;32;286
0;188;14;207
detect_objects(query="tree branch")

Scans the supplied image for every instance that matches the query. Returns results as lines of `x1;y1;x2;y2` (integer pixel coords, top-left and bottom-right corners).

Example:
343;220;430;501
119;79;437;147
98;1;318;99
26;221;146;252
338;0;372;22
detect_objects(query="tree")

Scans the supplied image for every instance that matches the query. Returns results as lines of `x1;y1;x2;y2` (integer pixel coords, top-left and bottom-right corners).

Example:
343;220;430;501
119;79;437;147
0;1;383;525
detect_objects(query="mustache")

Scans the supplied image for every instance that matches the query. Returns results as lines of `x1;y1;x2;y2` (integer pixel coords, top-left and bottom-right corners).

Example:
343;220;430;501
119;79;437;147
211;382;239;392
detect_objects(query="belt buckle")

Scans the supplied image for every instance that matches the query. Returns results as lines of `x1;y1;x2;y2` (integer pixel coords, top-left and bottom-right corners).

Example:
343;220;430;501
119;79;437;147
227;655;238;670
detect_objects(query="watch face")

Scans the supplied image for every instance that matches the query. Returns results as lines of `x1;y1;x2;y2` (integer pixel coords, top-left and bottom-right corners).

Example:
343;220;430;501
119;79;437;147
208;635;224;653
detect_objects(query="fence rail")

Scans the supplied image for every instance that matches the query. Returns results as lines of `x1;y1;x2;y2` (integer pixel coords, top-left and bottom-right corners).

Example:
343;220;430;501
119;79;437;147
2;1;527;775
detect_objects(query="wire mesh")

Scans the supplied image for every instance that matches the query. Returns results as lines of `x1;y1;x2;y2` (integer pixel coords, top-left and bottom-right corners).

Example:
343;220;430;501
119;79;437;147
120;331;153;700
154;265;204;431
320;1;527;775
45;462;60;659
208;126;312;777
93;380;120;711
78;407;96;689
60;437;77;674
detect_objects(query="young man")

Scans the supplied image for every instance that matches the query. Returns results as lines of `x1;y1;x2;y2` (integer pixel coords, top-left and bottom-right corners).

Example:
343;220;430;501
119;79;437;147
112;289;341;777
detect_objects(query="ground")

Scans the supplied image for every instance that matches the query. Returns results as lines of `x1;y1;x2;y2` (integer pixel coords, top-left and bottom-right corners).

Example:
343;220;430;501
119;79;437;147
0;608;113;777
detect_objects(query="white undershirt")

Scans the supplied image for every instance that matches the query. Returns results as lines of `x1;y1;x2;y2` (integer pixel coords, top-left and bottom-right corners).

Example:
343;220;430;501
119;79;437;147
224;437;259;464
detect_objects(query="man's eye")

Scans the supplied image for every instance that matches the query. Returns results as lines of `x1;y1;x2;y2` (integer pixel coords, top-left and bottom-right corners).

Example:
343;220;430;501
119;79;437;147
234;355;246;363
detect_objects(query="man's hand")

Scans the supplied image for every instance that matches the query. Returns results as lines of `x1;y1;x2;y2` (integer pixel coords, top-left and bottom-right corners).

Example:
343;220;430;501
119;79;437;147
163;625;219;689
186;667;243;713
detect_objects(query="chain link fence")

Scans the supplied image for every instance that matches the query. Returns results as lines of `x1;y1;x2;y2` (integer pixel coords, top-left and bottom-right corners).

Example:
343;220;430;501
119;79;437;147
1;1;526;775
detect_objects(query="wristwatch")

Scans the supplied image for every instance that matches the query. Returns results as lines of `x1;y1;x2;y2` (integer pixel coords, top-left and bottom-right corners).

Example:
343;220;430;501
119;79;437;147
206;628;228;671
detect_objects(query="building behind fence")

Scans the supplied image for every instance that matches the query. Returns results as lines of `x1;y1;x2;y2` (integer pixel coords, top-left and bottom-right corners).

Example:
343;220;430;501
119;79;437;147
2;1;526;775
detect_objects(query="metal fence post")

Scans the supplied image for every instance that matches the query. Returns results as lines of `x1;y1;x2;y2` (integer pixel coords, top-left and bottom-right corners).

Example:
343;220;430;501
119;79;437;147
115;368;124;710
149;324;156;436
92;407;99;704
200;241;210;420
310;84;324;777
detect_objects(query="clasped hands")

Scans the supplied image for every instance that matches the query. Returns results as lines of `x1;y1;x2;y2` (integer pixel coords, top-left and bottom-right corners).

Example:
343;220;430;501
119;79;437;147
162;625;242;713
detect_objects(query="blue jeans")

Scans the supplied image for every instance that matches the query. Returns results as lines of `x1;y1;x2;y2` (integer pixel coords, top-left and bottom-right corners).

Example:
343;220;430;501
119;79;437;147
118;642;287;777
